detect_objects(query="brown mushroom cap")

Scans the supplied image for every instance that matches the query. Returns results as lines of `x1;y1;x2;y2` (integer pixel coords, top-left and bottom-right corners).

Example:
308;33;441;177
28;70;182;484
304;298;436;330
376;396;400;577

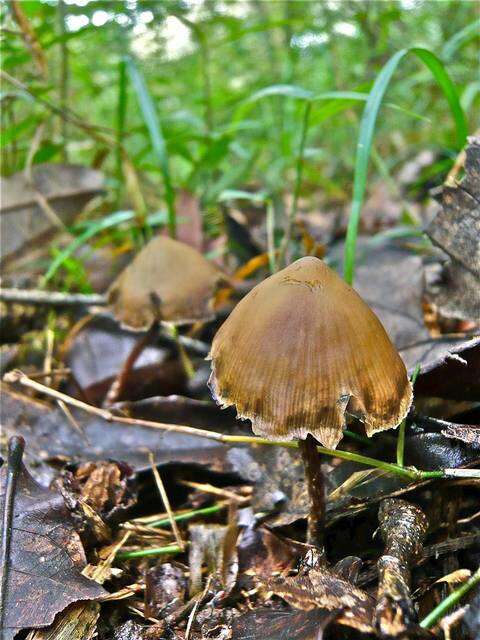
209;256;412;449
108;236;227;330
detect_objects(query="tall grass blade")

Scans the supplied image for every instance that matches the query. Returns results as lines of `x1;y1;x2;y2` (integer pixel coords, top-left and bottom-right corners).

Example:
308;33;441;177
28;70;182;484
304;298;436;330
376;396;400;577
442;19;480;61
126;56;176;237
343;47;467;286
116;56;128;206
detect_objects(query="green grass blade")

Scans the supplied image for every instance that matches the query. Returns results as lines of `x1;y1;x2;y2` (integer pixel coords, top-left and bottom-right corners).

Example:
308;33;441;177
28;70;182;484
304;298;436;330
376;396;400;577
248;84;313;102
116;56;128;206
42;209;167;284
126;56;176;237
442;19;480;61
343;48;409;285
343;47;467;286
411;48;468;148
43;210;135;284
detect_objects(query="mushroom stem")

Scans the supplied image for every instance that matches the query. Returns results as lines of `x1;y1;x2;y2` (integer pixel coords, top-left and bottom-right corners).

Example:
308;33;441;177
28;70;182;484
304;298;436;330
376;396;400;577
299;434;325;548
104;321;159;406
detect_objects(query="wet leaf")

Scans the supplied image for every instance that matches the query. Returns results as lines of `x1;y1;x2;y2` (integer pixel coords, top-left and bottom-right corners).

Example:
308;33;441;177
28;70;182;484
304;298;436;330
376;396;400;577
237;514;305;586
404;431;480;470
441;424;480;446
269;560;376;634
349;243;475;373
413;336;480;400
227;445;308;526
0;449;105;640
232;608;340;640
0;163;103;269
63;315;187;405
0;385;236;485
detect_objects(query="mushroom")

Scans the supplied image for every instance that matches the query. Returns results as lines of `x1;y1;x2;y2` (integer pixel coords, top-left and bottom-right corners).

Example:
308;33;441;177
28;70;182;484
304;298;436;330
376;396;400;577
108;235;228;331
105;235;228;404
208;256;412;547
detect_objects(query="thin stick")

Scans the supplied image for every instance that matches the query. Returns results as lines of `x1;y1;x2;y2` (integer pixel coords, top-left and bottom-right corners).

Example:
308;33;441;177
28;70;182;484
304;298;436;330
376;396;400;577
185;576;212;640
0;288;106;307
180;480;250;503
5;370;476;482
0;437;25;640
105;322;158;405
148;452;185;551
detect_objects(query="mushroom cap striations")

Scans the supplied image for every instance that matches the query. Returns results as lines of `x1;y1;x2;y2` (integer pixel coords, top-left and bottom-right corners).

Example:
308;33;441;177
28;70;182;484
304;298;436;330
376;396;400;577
208;256;412;449
108;236;227;330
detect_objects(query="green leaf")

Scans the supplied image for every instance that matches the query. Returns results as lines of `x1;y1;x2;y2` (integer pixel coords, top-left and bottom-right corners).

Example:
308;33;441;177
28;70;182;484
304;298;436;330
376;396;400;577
248;84;314;102
0;115;37;148
343;47;467;286
442;20;480;61
42;210;166;284
126;56;176;237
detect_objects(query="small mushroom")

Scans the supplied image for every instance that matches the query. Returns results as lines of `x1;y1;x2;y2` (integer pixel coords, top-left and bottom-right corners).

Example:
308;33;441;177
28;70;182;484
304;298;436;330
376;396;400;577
108;235;228;331
105;235;227;404
208;256;412;546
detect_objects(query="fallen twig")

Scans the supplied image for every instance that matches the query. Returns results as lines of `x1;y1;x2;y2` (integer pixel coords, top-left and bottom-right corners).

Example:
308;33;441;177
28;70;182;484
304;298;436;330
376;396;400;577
0;288;106;307
4;369;480;482
375;499;428;635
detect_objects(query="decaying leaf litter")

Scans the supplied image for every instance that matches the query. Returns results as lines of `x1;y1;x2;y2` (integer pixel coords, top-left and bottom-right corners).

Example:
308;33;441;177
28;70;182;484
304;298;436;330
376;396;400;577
1;135;479;640
1;0;480;627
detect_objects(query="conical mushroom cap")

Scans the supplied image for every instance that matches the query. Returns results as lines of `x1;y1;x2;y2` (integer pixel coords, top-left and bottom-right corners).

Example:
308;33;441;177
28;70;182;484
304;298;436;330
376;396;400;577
108;236;227;330
209;256;412;449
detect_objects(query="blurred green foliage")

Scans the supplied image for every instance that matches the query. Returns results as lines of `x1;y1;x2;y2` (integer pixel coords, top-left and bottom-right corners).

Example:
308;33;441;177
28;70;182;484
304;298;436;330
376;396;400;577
1;0;478;241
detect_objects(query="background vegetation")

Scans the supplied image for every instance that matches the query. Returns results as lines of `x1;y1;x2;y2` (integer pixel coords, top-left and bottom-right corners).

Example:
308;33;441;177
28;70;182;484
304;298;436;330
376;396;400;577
1;0;478;286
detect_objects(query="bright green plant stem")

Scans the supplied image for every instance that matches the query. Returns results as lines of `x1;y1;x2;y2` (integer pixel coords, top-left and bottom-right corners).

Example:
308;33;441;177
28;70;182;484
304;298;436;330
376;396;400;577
148;504;224;529
2;371;464;487
396;364;422;467
343;47;467;286
223;435;442;481
420;568;480;628
116;544;183;560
